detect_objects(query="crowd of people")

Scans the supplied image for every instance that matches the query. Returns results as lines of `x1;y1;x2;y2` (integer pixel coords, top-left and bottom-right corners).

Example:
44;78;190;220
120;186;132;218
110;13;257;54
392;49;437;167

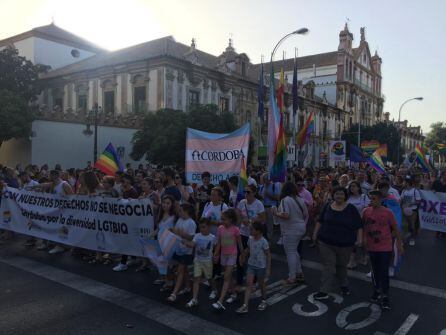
1;161;446;313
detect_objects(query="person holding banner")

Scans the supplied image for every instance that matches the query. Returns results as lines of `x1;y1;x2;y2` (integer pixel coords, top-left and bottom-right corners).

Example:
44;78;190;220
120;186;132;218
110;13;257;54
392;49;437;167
167;203;197;302
401;176;421;247
153;194;177;287
362;190;404;310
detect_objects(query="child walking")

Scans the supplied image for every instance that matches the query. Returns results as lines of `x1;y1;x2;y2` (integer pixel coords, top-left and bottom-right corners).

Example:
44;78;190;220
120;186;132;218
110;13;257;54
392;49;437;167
362;190;404;310
236;221;271;313
183;218;216;307
212;209;243;310
168;203;196;302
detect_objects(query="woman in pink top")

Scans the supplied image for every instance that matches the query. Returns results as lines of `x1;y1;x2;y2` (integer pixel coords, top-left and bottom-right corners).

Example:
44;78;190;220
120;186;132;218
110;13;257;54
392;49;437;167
362;190;403;311
212;208;243;311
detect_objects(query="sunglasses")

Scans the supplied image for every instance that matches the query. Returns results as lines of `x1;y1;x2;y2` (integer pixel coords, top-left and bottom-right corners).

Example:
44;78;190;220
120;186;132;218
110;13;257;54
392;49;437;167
155;180;161;183
175;176;181;179
244;190;252;194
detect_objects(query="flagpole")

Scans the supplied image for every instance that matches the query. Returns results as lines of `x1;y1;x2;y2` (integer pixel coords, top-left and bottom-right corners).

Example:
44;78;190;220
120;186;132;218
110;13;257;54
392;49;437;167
293;48;298;167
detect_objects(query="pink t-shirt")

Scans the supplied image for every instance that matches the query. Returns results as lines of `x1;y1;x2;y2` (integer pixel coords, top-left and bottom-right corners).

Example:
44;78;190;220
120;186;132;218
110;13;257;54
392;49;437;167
217;225;240;256
362;206;397;252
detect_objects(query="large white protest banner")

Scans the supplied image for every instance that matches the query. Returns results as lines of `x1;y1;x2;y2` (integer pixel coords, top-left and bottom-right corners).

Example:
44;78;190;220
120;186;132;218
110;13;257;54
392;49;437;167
418;190;446;233
0;187;155;257
185;123;250;185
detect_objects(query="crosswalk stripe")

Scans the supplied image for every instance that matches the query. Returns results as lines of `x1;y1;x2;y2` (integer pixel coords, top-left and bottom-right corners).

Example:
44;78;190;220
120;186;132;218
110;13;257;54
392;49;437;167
266;285;307;305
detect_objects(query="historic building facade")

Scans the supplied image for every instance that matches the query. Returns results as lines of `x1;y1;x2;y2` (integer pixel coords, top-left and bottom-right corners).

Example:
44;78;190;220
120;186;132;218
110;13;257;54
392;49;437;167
1;23;372;168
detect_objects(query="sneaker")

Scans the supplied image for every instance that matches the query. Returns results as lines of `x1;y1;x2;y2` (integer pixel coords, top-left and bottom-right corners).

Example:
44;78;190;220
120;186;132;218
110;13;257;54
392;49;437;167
409;239;415;247
202;280;210;287
153;278;165;285
225;293;237;304
126;259;139;266
178;287;191;296
186;299;198;308
276;237;283;245
370;291;381;303
112;263;128;272
388;267;395;278
167;294;177;302
341;286;351;296
366;271;372;278
36;243;48;250
347;259;357;269
313;292;329;300
257;300;268;311
381;296;391;310
209;290;218;300
302;236;311;241
48;245;65;254
236;304;248;314
212;301;226;311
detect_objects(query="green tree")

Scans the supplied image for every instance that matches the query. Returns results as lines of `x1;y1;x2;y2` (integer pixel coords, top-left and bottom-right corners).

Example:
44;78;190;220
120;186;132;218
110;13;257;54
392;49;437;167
342;122;402;163
0;46;49;147
131;104;238;166
425;122;446;163
425;122;446;148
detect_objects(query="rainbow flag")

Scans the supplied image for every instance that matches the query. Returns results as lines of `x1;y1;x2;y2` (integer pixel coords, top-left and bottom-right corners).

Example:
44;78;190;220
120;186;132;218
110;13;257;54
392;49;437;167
376;144;388;158
437;144;446;155
267;62;286;182
94;143;124;176
237;156;248;203
415;143;430;172
368;150;386;174
296;111;314;147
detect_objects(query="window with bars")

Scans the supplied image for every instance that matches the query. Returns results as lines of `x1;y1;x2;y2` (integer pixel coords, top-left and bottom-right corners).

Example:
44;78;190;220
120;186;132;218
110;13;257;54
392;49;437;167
134;86;146;113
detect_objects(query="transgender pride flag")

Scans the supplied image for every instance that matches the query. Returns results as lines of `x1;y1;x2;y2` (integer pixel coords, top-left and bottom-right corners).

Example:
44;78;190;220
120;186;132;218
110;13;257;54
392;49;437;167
186;124;250;185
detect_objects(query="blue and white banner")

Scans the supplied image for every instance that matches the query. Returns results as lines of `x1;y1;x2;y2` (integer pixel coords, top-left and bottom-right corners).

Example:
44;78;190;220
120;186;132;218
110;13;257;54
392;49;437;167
186;123;250;185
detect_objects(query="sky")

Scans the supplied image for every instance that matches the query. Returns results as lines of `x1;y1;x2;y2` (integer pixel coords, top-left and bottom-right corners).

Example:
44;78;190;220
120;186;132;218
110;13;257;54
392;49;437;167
1;0;444;134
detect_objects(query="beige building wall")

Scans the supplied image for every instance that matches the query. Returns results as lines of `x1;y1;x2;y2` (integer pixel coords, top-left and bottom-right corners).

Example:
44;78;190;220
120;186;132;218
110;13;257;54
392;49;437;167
0;138;31;167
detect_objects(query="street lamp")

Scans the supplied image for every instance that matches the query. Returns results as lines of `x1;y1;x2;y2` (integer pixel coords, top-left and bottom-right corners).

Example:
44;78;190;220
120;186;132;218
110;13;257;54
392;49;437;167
83;103;101;163
270;28;309;62
396;97;423;166
269;28;309;168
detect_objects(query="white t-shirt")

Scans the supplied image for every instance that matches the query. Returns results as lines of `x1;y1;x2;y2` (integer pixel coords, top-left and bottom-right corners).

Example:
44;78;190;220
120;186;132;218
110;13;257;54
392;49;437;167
229;190;238;208
193;233;216;262
388;187;401;201
237;199;265;237
348;194;370;215
248;236;269;268
401;188;421;210
175;218;197;255
201;202;228;235
22;180;39;189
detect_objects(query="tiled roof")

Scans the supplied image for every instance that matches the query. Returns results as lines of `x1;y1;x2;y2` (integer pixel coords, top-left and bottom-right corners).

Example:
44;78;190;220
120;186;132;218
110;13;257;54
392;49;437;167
41;36;240;79
0;23;105;53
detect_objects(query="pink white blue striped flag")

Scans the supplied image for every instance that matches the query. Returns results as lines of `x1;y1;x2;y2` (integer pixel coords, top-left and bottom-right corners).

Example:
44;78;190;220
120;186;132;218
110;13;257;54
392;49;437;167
186;124;250;185
158;227;181;259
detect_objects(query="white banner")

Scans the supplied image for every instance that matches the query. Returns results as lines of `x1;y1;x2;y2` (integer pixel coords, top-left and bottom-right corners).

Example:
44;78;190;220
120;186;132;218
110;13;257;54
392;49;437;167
0;187;155;257
329;140;346;163
418;190;446;233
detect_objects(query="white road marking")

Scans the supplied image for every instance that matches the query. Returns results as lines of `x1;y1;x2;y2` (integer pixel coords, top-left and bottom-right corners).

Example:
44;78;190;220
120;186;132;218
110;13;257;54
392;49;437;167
336;302;381;330
266;285;307;305
394;314;419;335
272;253;446;300
0;256;242;335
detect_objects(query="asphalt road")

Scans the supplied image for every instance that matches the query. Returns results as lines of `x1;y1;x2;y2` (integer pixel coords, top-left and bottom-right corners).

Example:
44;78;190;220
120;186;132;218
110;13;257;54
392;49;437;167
1;230;446;335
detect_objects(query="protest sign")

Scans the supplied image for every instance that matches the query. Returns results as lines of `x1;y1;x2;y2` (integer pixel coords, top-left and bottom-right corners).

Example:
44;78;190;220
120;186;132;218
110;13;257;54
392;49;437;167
418;190;446;233
185;123;250;185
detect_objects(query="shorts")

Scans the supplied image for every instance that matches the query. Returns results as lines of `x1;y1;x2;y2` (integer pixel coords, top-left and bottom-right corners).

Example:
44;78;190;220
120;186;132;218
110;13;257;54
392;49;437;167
220;254;237;266
194;260;213;279
247;265;266;279
172;253;194;265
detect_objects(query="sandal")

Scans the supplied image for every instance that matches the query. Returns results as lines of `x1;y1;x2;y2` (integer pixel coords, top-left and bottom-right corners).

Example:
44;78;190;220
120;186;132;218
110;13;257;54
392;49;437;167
284;278;298;286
